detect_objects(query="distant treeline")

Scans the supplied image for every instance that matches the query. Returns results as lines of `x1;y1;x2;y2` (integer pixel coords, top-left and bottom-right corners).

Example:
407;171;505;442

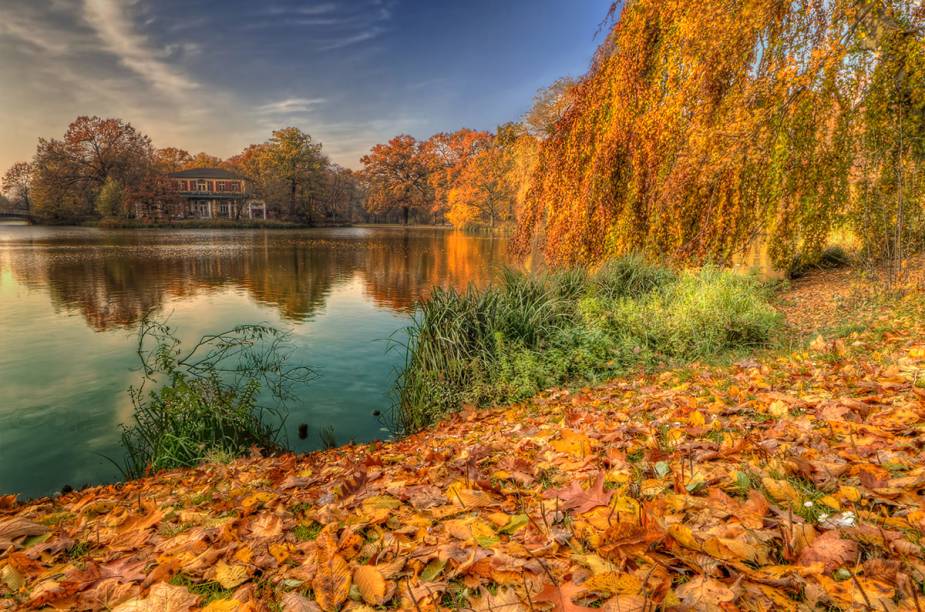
0;122;366;225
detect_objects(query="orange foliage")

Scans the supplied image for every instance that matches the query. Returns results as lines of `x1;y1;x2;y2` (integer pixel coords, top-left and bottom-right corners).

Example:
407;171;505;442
515;0;924;268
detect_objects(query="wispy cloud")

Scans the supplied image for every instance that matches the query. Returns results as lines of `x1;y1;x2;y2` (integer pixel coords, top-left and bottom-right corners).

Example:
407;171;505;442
260;3;339;18
256;98;326;115
319;27;384;51
82;0;196;96
243;0;394;52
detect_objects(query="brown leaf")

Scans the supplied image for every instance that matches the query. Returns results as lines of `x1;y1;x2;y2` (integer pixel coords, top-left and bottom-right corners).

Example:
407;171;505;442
797;530;857;573
0;516;48;549
281;591;322;612
311;553;350;611
534;581;597;612
545;472;613;514
675;576;736;611
112;582;200;611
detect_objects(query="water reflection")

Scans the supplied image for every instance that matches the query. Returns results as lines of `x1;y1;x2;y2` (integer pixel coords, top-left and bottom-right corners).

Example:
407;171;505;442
2;227;509;329
0;226;509;498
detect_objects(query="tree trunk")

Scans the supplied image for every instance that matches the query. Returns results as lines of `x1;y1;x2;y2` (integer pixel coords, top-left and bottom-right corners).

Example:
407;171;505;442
402;205;409;226
288;178;296;219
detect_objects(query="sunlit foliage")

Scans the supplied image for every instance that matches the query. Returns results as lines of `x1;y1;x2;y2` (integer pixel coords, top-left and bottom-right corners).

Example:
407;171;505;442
360;135;433;225
515;0;925;268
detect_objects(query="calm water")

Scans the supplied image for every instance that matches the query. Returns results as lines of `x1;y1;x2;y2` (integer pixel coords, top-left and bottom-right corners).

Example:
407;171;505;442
0;224;509;498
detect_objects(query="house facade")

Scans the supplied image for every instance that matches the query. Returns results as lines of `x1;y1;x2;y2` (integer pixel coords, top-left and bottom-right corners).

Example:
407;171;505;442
166;168;266;220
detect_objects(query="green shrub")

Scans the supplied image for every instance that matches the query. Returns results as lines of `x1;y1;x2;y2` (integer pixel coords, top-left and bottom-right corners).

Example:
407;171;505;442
593;254;677;299
395;257;781;432
625;267;780;358
118;318;313;478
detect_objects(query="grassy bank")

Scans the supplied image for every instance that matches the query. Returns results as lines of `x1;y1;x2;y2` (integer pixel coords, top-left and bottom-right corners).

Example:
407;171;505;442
396;256;782;432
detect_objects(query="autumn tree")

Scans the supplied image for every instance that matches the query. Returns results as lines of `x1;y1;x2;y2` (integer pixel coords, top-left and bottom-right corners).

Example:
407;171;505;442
154;147;193;173
445;127;521;230
95;177;124;218
185;152;223;169
30;116;155;221
2;162;33;211
422;129;492;223
318;165;364;224
523;77;578;138
361;135;433;225
514;0;925;270
266;128;327;221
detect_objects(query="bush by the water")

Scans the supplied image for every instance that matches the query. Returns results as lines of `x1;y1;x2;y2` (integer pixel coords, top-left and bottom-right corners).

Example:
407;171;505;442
395;256;781;432
119;318;312;478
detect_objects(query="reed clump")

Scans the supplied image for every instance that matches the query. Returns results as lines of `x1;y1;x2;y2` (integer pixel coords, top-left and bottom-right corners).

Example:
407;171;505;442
396;255;780;432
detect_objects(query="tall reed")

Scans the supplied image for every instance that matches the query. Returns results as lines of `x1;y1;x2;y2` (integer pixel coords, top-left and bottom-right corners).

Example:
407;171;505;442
395;256;780;432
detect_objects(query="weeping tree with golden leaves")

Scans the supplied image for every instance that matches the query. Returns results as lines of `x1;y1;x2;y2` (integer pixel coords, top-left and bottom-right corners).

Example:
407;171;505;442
514;0;925;270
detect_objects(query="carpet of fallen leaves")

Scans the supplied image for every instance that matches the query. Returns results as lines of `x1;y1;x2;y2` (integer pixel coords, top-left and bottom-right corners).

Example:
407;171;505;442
4;269;925;611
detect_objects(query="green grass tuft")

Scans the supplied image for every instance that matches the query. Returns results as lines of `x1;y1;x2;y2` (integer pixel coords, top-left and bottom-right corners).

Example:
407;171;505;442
395;256;782;432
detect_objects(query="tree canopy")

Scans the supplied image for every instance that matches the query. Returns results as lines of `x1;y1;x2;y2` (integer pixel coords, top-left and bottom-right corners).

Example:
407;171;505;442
514;0;925;269
360;135;434;225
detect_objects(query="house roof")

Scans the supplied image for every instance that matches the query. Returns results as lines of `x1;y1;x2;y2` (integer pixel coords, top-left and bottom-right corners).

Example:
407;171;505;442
167;167;245;180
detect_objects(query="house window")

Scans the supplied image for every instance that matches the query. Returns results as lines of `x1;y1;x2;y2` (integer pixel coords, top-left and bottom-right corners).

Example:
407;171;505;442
218;203;230;217
197;180;208;192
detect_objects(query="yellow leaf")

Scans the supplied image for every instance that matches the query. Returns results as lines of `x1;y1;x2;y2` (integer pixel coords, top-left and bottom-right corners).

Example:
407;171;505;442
550;429;594;458
689;411;706;426
573;553;618;576
768;400;788;418
668;524;700;550
312;553;351;612
269;542;293;563
353;565;386;605
485;512;511;527
202;600;241;612
214;560;250;590
446;483;494;508
762;478;800;504
580;572;641;595
818;495;841;511
470;519;499;547
240;492;276;513
233;546;253;564
359;495;401;524
444;518;472;541
837;486;860;502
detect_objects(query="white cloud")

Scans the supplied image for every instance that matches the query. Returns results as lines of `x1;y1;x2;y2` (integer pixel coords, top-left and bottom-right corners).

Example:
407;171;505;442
256;98;327;115
318;28;383;51
82;0;197;96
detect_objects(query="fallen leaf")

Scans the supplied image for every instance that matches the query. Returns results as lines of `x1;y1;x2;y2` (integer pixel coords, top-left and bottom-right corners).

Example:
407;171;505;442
354;565;387;605
797;530;857;573
675;576;735;611
113;582;200;612
214;560;250;589
0;517;48;548
546;472;613;514
311;553;350;611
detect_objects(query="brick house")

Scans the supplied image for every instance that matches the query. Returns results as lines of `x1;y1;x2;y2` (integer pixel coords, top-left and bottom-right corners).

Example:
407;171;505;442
166;168;267;220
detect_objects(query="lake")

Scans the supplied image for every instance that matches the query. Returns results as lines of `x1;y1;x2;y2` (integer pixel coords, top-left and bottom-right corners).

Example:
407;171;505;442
0;224;509;499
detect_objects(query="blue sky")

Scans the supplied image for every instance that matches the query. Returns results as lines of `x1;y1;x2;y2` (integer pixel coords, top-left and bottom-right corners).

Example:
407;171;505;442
0;0;611;170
